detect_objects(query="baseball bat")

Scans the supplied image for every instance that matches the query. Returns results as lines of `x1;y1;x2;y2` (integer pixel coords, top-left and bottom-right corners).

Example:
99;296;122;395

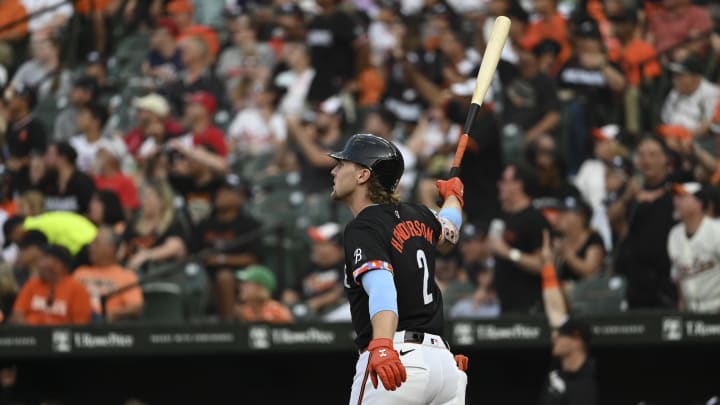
448;16;511;178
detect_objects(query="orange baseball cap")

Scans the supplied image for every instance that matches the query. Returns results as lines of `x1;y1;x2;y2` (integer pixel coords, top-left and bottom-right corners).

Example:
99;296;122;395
656;124;692;141
166;0;193;15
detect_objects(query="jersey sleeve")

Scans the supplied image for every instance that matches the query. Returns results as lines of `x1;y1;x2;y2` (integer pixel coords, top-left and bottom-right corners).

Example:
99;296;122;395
344;220;393;284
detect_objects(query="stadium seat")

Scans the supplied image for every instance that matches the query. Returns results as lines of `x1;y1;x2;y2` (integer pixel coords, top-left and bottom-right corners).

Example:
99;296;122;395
141;282;184;322
567;274;628;314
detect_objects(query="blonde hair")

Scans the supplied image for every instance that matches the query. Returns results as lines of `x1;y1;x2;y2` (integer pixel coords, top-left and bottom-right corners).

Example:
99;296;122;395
367;175;400;206
137;180;176;235
20;190;45;216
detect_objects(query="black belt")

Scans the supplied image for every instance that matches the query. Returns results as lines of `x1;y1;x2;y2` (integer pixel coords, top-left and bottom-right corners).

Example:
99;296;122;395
360;331;450;353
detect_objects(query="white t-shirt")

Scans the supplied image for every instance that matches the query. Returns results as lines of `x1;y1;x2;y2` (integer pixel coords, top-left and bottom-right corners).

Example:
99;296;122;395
574;158;612;250
70;134;103;173
419;122;461;159
277;69;315;118
667;217;720;313
22;0;73;33
661;79;719;133
227;108;287;156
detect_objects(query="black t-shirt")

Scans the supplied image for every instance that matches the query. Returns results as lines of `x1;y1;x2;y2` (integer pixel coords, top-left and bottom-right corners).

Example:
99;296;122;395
169;174;224;225
502;71;560;131
614;181;677;308
193;211;263;272
538;358;598;405
5;116;46;158
123;217;188;261
343;203;443;350
559;232;605;282
306;10;363;102
299;261;344;301
556;56;620;126
494;206;549;314
41;170;96;214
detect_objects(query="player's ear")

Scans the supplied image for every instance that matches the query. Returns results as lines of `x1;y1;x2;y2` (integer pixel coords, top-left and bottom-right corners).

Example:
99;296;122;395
356;167;372;185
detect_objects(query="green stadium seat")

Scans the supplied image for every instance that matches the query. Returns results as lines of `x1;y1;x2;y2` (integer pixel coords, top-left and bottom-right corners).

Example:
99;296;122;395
567;274;628;314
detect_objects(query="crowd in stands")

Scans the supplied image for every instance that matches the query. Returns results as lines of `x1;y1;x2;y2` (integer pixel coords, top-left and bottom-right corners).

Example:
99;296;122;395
0;0;719;327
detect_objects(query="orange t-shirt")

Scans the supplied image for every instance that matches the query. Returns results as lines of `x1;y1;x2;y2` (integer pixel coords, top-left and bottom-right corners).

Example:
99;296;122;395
609;39;661;87
525;12;572;67
74;0;113;15
0;0;29;41
13;275;92;325
237;300;293;324
73;265;143;319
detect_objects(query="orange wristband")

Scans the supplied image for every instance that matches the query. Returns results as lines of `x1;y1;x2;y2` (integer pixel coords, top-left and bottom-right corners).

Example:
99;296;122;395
542;263;559;290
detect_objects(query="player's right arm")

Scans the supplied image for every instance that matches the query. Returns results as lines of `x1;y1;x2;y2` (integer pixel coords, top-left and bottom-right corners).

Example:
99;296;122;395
435;178;463;254
540;230;568;328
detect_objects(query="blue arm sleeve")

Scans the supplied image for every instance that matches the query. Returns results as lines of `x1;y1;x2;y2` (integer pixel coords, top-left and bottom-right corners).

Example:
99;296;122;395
439;207;463;229
361;270;398;319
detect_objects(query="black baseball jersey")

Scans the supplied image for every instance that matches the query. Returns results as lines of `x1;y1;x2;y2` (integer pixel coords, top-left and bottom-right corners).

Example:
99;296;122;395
343;203;444;350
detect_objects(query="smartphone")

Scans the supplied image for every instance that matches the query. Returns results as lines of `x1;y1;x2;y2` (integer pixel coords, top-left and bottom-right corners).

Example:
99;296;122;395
489;219;505;240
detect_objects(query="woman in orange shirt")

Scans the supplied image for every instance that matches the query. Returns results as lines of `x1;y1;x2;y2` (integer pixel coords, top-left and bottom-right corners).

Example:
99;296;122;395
235;265;292;323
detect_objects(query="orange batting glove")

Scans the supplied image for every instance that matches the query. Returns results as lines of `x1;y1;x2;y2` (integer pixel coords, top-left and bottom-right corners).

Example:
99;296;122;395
454;354;469;372
436;177;464;207
366;338;407;391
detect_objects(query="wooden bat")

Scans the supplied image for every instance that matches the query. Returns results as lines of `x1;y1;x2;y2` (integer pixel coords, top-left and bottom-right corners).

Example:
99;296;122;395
449;16;511;178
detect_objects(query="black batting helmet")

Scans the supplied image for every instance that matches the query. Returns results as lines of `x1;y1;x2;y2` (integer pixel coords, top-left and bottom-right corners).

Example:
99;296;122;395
329;134;404;193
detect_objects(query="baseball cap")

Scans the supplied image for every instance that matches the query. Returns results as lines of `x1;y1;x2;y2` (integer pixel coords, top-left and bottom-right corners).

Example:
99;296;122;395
607;8;638;24
133;93;170;118
166;0;193;15
73;75;99;92
575;19;601;39
307;222;342;244
2;215;25;248
186;91;217;115
17;230;48;249
98;136;128;162
559;196;593;218
668;56;704;75
672;182;710;206
236;265;277;292
591;124;620;141
155;17;180;37
557;317;592;347
531;38;562;58
460;220;488;241
42;244;73;269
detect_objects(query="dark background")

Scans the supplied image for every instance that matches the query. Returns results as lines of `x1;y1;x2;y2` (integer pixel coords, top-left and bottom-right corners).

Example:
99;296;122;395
3;344;718;405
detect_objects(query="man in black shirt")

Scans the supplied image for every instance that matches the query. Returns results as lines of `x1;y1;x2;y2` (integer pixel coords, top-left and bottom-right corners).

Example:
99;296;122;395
194;175;262;320
4;86;46;196
306;0;366;103
39;142;96;214
329;134;467;403
489;164;548;313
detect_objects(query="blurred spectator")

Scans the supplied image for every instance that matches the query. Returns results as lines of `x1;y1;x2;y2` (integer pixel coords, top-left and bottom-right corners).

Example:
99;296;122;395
13;230;47;288
126;93;184;158
450;222;500;319
489;164;547;313
1;216;25;265
606;8;661;88
53;75;98;142
8;32;71;100
122;180;188;272
74;226;143;322
557;19;626;173
287;97;346;197
142;18;183;86
526;134;581;204
23;0;73;35
39;141;96;214
194;175;262;320
274;2;306;43
167;143;225;225
612;136;677;309
163;35;225;115
284;223;346;318
435;248;471;310
216;15;274;102
668;182;720;313
574;125;625;250
179;91;228;158
0;261;17;323
10;244;92;325
646;0;713;55
87;190;126;232
500;40;560;149
363;106;417;200
3;85;46;195
603;156;633;245
276;41;315;119
555;196;605;282
226;81;287;164
660;57;719;137
93;140;138;212
167;0;220;59
83;51;113;102
70;102;109;172
20;212;97;260
524;0;571;68
16;190;44;217
235;264;293;323
305;0;366;103
0;0;30;42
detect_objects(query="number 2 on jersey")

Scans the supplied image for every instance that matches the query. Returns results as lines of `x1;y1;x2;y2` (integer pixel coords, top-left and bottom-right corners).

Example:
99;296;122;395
416;249;433;304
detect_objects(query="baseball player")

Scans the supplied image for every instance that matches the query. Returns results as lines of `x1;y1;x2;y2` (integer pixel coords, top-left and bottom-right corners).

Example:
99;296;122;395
329;133;468;404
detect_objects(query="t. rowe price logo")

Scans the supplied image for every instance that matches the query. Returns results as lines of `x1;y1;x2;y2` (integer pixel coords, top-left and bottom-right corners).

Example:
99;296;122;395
662;317;683;341
73;332;134;349
476;324;541;340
